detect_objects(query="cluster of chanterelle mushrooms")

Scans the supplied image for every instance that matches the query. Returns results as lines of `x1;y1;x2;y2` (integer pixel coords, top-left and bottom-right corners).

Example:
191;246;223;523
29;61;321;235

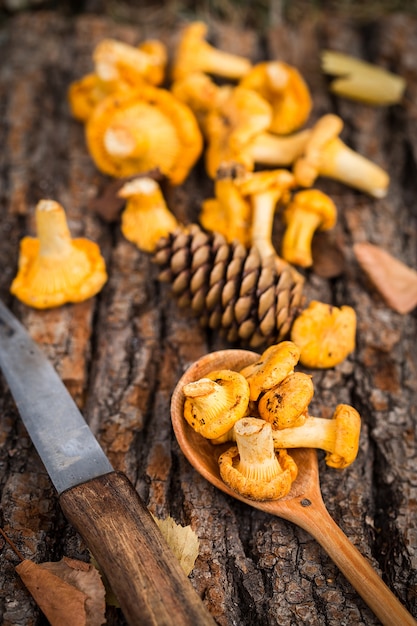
182;341;361;500
11;21;390;368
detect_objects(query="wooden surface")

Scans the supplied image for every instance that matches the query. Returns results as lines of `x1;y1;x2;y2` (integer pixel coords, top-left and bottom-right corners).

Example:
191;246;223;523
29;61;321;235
0;9;416;626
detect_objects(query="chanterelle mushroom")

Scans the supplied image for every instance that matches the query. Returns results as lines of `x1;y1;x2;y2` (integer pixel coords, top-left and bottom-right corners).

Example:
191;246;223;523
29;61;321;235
10;199;107;309
236;168;296;261
182;369;250;439
172;21;252;81
200;163;252;247
171;71;228;131
68;39;168;123
240;60;312;135
85;84;203;185
281;189;337;268
240;341;301;401
292;113;389;197
290;300;356;368
119;177;179;253
204;85;273;178
271;404;361;469
93;38;167;87
218;417;298;500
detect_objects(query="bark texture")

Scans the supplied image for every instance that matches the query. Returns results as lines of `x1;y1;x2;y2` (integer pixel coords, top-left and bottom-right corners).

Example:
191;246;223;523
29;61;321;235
0;9;416;626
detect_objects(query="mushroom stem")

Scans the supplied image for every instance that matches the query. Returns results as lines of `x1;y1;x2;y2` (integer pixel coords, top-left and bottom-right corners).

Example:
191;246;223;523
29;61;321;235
271;404;361;469
281;189;337;268
197;43;252;80
272;415;335;449
281;208;322;267
250;129;311;166
235;419;282;481
173;22;251;81
250;190;280;260
218;417;298;500
36;200;74;258
318;137;389;198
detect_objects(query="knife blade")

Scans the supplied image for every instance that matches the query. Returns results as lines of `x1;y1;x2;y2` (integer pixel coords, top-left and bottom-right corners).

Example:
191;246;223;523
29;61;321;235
0;300;215;626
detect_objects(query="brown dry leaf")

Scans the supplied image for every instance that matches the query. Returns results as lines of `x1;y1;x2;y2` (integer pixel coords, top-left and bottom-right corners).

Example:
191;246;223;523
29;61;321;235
354;242;417;314
16;557;106;626
152;514;200;576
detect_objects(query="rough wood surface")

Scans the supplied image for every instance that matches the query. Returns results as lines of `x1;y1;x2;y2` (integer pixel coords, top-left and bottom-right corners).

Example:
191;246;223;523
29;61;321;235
0;10;416;626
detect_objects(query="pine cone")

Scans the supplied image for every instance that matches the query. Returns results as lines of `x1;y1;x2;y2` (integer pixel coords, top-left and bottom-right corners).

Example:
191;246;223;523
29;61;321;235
153;224;304;348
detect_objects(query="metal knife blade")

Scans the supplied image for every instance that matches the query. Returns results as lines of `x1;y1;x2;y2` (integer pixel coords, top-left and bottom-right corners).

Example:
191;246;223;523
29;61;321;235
0;300;215;626
0;299;113;494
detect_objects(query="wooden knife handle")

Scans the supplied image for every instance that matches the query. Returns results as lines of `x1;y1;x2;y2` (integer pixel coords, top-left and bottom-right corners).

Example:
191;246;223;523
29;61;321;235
59;471;216;626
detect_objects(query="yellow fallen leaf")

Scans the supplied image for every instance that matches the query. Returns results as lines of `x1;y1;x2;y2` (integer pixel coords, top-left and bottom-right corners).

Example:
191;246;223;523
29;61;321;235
321;50;406;106
152;514;200;576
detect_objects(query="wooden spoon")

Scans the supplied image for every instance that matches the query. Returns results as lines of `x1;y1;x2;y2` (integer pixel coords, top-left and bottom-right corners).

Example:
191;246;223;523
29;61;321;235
171;349;416;626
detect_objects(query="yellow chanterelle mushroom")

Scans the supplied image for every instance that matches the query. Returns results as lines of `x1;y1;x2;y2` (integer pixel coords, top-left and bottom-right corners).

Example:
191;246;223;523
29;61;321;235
240;341;301;401
10;199;107;309
271;404;361;469
172;21;252;81
182;369;250;439
292;113;389;197
119;177;179;253
281;189;337;268
290;300;356;368
218;417;298;500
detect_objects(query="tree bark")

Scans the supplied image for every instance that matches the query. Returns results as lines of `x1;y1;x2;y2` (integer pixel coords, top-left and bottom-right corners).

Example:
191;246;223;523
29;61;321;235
0;9;416;626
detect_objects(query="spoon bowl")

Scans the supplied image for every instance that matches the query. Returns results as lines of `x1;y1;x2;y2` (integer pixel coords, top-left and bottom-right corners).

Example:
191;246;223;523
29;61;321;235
171;349;416;626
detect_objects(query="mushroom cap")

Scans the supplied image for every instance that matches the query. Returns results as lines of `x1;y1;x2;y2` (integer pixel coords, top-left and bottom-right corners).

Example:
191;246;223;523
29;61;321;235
86;85;203;184
119;177;179;253
284;189;337;231
219;418;298;500
258;372;314;429
290;300;356;368
240;61;312;135
240;341;301;401
10;200;107;309
182;369;250;439
325;404;361;469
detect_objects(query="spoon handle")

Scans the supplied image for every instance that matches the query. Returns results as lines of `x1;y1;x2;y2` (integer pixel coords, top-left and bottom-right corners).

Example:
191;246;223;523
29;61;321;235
282;497;416;626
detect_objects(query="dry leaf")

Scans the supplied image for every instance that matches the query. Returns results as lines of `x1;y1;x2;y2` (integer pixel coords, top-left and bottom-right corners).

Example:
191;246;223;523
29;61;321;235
354;242;417;314
321;50;406;106
16;557;106;626
152;515;200;576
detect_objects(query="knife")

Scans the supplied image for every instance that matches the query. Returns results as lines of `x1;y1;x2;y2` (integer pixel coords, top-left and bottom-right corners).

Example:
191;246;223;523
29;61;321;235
0;300;215;626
